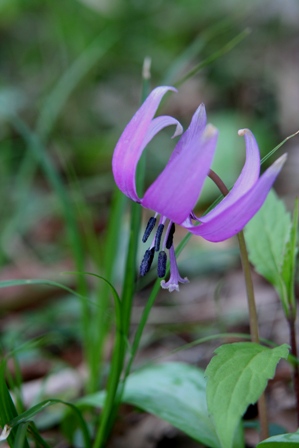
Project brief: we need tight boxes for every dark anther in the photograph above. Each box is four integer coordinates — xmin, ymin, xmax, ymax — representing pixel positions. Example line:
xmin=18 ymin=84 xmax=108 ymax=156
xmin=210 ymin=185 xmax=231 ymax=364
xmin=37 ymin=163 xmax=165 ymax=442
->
xmin=157 ymin=251 xmax=167 ymax=278
xmin=142 ymin=217 xmax=157 ymax=242
xmin=154 ymin=224 xmax=164 ymax=252
xmin=166 ymin=223 xmax=175 ymax=249
xmin=140 ymin=247 xmax=155 ymax=276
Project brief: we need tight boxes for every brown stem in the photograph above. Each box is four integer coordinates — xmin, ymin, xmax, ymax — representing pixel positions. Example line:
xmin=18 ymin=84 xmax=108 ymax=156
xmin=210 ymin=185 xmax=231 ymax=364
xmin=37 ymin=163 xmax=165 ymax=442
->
xmin=237 ymin=231 xmax=259 ymax=344
xmin=208 ymin=169 xmax=230 ymax=196
xmin=208 ymin=169 xmax=269 ymax=440
xmin=289 ymin=316 xmax=299 ymax=426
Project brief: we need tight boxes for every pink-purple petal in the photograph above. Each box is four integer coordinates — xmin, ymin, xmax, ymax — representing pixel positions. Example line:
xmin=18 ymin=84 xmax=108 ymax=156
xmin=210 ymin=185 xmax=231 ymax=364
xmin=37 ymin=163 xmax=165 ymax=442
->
xmin=142 ymin=122 xmax=218 ymax=224
xmin=142 ymin=116 xmax=183 ymax=149
xmin=112 ymin=86 xmax=176 ymax=201
xmin=168 ymin=103 xmax=207 ymax=164
xmin=200 ymin=128 xmax=261 ymax=223
xmin=185 ymin=154 xmax=287 ymax=242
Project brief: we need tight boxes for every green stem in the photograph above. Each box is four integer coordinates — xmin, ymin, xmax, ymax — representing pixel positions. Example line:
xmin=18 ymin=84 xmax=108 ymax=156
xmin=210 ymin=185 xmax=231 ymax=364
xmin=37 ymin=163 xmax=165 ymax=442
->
xmin=208 ymin=169 xmax=269 ymax=441
xmin=237 ymin=231 xmax=269 ymax=440
xmin=288 ymin=316 xmax=299 ymax=426
xmin=237 ymin=232 xmax=259 ymax=344
xmin=93 ymin=65 xmax=152 ymax=448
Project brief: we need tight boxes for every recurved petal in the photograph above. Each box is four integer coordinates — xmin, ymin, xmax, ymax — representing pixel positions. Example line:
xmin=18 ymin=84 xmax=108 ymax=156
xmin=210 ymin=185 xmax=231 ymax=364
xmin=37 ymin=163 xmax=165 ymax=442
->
xmin=167 ymin=103 xmax=207 ymax=164
xmin=112 ymin=86 xmax=177 ymax=202
xmin=142 ymin=116 xmax=183 ymax=149
xmin=200 ymin=128 xmax=261 ymax=223
xmin=142 ymin=115 xmax=218 ymax=224
xmin=185 ymin=154 xmax=287 ymax=242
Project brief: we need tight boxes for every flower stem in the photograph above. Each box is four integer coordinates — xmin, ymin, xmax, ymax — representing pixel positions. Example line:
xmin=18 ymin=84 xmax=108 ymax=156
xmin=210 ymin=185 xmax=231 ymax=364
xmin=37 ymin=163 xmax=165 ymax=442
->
xmin=288 ymin=315 xmax=299 ymax=426
xmin=208 ymin=169 xmax=269 ymax=440
xmin=237 ymin=230 xmax=269 ymax=440
xmin=236 ymin=231 xmax=259 ymax=343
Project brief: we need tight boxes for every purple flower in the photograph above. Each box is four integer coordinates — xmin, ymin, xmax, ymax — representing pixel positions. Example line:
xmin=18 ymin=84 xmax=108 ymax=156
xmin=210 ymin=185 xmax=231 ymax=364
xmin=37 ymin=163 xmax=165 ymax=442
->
xmin=112 ymin=86 xmax=286 ymax=291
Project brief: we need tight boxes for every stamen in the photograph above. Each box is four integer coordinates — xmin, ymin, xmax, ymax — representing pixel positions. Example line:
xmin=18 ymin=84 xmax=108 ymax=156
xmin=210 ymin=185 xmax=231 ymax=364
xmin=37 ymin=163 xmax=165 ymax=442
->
xmin=142 ymin=217 xmax=157 ymax=243
xmin=154 ymin=224 xmax=164 ymax=252
xmin=140 ymin=247 xmax=155 ymax=276
xmin=166 ymin=223 xmax=175 ymax=249
xmin=157 ymin=251 xmax=167 ymax=278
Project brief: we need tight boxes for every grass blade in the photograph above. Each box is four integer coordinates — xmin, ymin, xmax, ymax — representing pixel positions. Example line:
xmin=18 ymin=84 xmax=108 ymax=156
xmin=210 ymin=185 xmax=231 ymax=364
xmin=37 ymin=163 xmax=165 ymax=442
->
xmin=36 ymin=27 xmax=119 ymax=140
xmin=174 ymin=28 xmax=251 ymax=87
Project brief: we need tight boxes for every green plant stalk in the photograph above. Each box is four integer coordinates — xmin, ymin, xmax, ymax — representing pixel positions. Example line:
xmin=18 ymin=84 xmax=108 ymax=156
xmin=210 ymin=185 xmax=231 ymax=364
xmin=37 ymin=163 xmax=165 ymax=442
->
xmin=237 ymin=231 xmax=269 ymax=441
xmin=124 ymin=233 xmax=191 ymax=380
xmin=92 ymin=277 xmax=125 ymax=448
xmin=90 ymin=189 xmax=127 ymax=394
xmin=8 ymin=116 xmax=92 ymax=387
xmin=208 ymin=169 xmax=269 ymax=441
xmin=98 ymin=164 xmax=144 ymax=446
xmin=288 ymin=315 xmax=299 ymax=426
xmin=236 ymin=232 xmax=259 ymax=343
xmin=93 ymin=199 xmax=140 ymax=448
xmin=174 ymin=28 xmax=251 ymax=88
xmin=36 ymin=28 xmax=119 ymax=140
xmin=284 ymin=197 xmax=299 ymax=424
xmin=93 ymin=68 xmax=151 ymax=448
xmin=4 ymin=30 xmax=119 ymax=396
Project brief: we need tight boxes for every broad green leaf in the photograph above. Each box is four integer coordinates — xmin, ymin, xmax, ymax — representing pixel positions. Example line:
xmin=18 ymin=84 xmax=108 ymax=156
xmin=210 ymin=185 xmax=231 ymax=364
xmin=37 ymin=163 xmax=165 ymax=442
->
xmin=121 ymin=363 xmax=221 ymax=448
xmin=205 ymin=342 xmax=289 ymax=448
xmin=257 ymin=430 xmax=299 ymax=446
xmin=78 ymin=362 xmax=245 ymax=448
xmin=281 ymin=198 xmax=299 ymax=316
xmin=245 ymin=190 xmax=291 ymax=310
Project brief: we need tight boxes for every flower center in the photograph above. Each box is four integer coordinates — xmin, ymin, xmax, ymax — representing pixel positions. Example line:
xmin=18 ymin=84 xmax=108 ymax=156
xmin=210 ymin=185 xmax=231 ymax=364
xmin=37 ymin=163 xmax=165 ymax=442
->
xmin=140 ymin=216 xmax=176 ymax=278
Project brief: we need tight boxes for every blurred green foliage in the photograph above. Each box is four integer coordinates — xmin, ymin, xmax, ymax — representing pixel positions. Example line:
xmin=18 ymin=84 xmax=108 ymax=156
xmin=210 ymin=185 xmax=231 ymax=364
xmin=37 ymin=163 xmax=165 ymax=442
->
xmin=0 ymin=2 xmax=298 ymax=444
xmin=0 ymin=1 xmax=296 ymax=348
xmin=0 ymin=0 xmax=298 ymax=269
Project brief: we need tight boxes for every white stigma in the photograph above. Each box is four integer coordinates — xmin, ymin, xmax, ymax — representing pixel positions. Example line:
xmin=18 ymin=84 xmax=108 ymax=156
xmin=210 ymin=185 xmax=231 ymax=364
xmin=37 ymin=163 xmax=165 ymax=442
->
xmin=203 ymin=124 xmax=217 ymax=138
xmin=238 ymin=128 xmax=250 ymax=136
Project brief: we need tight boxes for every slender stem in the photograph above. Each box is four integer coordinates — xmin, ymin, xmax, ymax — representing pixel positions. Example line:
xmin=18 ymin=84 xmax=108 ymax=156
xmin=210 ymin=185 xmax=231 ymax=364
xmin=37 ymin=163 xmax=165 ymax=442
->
xmin=237 ymin=231 xmax=269 ymax=440
xmin=288 ymin=316 xmax=299 ymax=426
xmin=236 ymin=232 xmax=259 ymax=343
xmin=208 ymin=169 xmax=269 ymax=440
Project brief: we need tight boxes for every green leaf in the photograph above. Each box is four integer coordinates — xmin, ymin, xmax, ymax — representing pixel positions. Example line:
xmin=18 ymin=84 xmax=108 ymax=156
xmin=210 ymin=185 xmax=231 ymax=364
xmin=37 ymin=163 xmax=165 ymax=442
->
xmin=205 ymin=342 xmax=289 ymax=448
xmin=245 ymin=190 xmax=291 ymax=312
xmin=36 ymin=28 xmax=119 ymax=139
xmin=122 ymin=363 xmax=221 ymax=448
xmin=78 ymin=362 xmax=245 ymax=448
xmin=8 ymin=399 xmax=91 ymax=448
xmin=13 ymin=423 xmax=30 ymax=448
xmin=0 ymin=362 xmax=29 ymax=448
xmin=257 ymin=430 xmax=299 ymax=446
xmin=281 ymin=198 xmax=299 ymax=316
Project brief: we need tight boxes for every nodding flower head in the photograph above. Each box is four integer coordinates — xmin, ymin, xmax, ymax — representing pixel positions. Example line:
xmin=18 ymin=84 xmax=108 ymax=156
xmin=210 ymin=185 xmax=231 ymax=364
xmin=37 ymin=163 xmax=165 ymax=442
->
xmin=112 ymin=86 xmax=286 ymax=291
